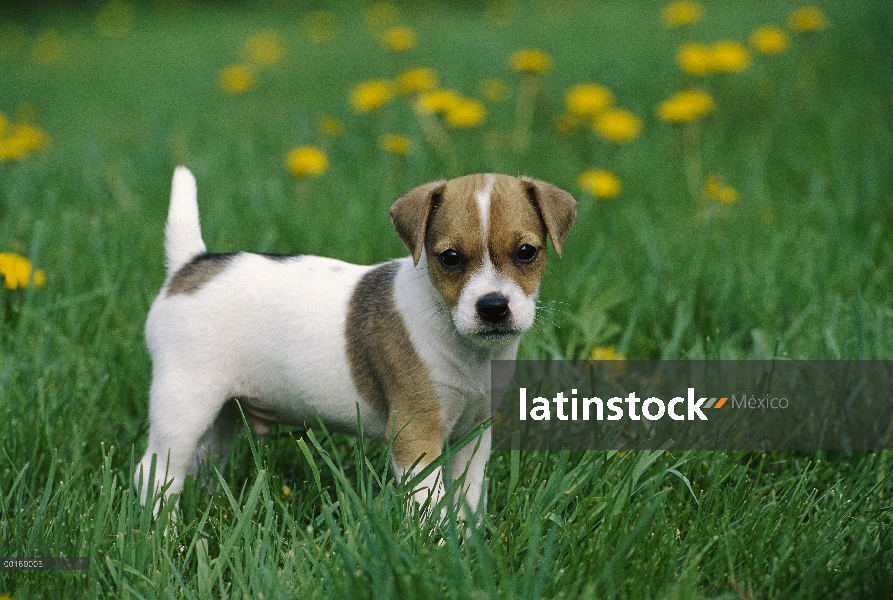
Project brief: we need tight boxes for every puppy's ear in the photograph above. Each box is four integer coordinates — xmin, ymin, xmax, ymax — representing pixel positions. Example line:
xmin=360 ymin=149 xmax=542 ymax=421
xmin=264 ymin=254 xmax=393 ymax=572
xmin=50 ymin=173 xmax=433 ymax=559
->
xmin=520 ymin=177 xmax=578 ymax=257
xmin=389 ymin=179 xmax=447 ymax=265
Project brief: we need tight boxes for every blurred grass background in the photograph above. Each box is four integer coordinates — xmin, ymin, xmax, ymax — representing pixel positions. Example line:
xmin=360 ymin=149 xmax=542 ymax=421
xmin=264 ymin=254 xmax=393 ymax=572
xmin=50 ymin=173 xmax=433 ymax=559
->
xmin=1 ymin=1 xmax=892 ymax=598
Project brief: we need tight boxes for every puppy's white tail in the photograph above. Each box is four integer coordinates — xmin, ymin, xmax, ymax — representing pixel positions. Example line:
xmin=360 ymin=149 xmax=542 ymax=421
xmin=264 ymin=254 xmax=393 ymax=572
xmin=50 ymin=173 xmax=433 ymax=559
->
xmin=164 ymin=166 xmax=207 ymax=276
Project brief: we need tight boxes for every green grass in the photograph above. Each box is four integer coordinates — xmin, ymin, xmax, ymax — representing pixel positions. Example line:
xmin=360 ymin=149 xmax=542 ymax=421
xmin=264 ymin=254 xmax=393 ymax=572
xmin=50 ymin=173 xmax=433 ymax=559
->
xmin=2 ymin=0 xmax=892 ymax=597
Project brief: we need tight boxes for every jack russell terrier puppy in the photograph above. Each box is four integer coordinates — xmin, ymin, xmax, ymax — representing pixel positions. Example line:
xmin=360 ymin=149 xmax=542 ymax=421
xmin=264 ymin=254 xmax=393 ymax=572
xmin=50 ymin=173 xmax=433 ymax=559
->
xmin=137 ymin=167 xmax=576 ymax=517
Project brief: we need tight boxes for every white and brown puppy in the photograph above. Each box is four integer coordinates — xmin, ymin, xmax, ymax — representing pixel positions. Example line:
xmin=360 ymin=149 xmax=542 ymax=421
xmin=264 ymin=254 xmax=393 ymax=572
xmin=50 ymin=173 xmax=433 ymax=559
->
xmin=137 ymin=167 xmax=576 ymax=516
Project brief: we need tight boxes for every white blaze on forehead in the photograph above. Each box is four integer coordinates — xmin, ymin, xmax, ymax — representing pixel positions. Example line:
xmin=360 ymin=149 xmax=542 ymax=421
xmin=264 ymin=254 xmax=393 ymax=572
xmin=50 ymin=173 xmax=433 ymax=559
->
xmin=475 ymin=174 xmax=495 ymax=242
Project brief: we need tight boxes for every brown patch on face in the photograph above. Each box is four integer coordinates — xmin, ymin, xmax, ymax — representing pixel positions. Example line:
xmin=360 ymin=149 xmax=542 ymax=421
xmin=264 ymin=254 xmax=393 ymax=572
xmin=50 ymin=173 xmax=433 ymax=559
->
xmin=487 ymin=176 xmax=551 ymax=296
xmin=423 ymin=174 xmax=577 ymax=303
xmin=391 ymin=173 xmax=577 ymax=313
xmin=423 ymin=174 xmax=490 ymax=309
xmin=166 ymin=253 xmax=236 ymax=296
xmin=345 ymin=262 xmax=445 ymax=469
xmin=519 ymin=177 xmax=578 ymax=257
xmin=388 ymin=179 xmax=446 ymax=265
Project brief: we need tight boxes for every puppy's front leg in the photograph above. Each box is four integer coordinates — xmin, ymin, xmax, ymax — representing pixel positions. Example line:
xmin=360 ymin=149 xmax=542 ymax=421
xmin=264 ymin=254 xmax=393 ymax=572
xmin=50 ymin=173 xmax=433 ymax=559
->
xmin=449 ymin=424 xmax=491 ymax=520
xmin=388 ymin=409 xmax=446 ymax=512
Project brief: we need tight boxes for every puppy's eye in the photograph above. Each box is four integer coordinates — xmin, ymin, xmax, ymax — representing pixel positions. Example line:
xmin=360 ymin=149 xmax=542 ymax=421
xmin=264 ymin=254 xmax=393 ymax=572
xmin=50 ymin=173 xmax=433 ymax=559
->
xmin=516 ymin=244 xmax=538 ymax=264
xmin=438 ymin=249 xmax=464 ymax=269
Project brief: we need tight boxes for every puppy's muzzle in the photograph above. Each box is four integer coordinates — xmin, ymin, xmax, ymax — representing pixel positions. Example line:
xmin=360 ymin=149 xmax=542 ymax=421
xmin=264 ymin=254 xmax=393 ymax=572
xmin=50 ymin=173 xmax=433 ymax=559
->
xmin=476 ymin=292 xmax=511 ymax=324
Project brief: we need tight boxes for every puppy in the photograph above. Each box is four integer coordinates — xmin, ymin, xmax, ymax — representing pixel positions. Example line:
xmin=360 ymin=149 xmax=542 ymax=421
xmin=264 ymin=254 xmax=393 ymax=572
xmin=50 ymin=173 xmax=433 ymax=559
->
xmin=136 ymin=167 xmax=576 ymax=517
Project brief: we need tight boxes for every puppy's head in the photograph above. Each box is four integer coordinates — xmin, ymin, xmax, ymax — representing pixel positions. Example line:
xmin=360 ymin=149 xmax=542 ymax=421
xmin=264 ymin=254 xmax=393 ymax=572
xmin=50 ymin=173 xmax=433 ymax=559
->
xmin=389 ymin=174 xmax=577 ymax=347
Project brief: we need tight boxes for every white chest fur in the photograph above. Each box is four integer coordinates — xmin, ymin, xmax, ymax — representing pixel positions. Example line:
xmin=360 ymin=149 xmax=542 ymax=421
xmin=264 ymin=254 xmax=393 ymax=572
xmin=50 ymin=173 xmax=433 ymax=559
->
xmin=392 ymin=255 xmax=518 ymax=440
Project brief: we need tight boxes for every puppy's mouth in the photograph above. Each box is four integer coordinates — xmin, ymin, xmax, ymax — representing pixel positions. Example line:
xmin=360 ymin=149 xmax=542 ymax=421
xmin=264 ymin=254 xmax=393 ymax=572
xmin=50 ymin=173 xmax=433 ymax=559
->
xmin=474 ymin=325 xmax=521 ymax=340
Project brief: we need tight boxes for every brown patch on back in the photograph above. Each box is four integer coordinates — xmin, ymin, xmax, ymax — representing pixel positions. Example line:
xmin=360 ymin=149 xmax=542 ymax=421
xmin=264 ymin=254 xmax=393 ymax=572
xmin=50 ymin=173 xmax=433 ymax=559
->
xmin=345 ymin=262 xmax=444 ymax=469
xmin=166 ymin=253 xmax=236 ymax=296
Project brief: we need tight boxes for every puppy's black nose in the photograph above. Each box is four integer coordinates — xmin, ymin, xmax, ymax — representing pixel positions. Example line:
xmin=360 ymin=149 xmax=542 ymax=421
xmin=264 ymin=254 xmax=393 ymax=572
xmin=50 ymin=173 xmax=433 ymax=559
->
xmin=476 ymin=293 xmax=510 ymax=324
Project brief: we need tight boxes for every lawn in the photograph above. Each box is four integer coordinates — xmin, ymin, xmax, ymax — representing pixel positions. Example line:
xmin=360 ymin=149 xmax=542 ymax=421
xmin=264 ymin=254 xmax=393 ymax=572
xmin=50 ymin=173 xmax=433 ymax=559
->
xmin=1 ymin=1 xmax=892 ymax=597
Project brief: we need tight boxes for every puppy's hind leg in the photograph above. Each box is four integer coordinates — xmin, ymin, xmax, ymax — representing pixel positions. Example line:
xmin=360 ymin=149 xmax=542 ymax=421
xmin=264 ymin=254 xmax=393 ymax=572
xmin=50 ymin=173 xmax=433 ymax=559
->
xmin=190 ymin=399 xmax=243 ymax=488
xmin=135 ymin=371 xmax=232 ymax=509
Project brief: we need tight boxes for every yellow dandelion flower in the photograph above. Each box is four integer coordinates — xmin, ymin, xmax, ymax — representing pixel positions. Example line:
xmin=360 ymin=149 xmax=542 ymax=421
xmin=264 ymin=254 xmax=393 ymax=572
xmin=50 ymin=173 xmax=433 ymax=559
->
xmin=0 ymin=253 xmax=29 ymax=289
xmin=593 ymin=109 xmax=641 ymax=144
xmin=677 ymin=42 xmax=713 ymax=76
xmin=286 ymin=146 xmax=328 ymax=178
xmin=662 ymin=1 xmax=704 ymax=27
xmin=316 ymin=116 xmax=344 ymax=137
xmin=350 ymin=79 xmax=395 ymax=113
xmin=380 ymin=134 xmax=413 ymax=155
xmin=303 ymin=11 xmax=337 ymax=44
xmin=480 ymin=78 xmax=510 ymax=103
xmin=30 ymin=28 xmax=66 ymax=64
xmin=95 ymin=0 xmax=134 ymax=37
xmin=750 ymin=25 xmax=789 ymax=55
xmin=0 ymin=253 xmax=45 ymax=289
xmin=243 ymin=30 xmax=287 ymax=66
xmin=0 ymin=121 xmax=50 ymax=161
xmin=364 ymin=2 xmax=400 ymax=31
xmin=704 ymin=174 xmax=723 ymax=198
xmin=218 ymin=64 xmax=256 ymax=94
xmin=416 ymin=89 xmax=463 ymax=115
xmin=578 ymin=169 xmax=621 ymax=199
xmin=789 ymin=6 xmax=828 ymax=32
xmin=590 ymin=345 xmax=628 ymax=377
xmin=718 ymin=186 xmax=738 ymax=203
xmin=590 ymin=345 xmax=625 ymax=361
xmin=33 ymin=268 xmax=47 ymax=287
xmin=508 ymin=49 xmax=553 ymax=74
xmin=397 ymin=67 xmax=438 ymax=94
xmin=381 ymin=26 xmax=416 ymax=52
xmin=445 ymin=98 xmax=487 ymax=128
xmin=657 ymin=89 xmax=715 ymax=123
xmin=711 ymin=40 xmax=751 ymax=73
xmin=554 ymin=114 xmax=583 ymax=136
xmin=565 ymin=83 xmax=613 ymax=117
xmin=704 ymin=174 xmax=738 ymax=203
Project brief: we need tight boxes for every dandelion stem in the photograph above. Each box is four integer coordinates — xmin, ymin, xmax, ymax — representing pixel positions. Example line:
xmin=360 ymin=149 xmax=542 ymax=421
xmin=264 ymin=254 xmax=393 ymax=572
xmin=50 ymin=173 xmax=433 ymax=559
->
xmin=682 ymin=122 xmax=702 ymax=201
xmin=15 ymin=221 xmax=44 ymax=341
xmin=387 ymin=154 xmax=404 ymax=199
xmin=512 ymin=74 xmax=539 ymax=153
xmin=412 ymin=105 xmax=459 ymax=175
xmin=293 ymin=180 xmax=309 ymax=206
